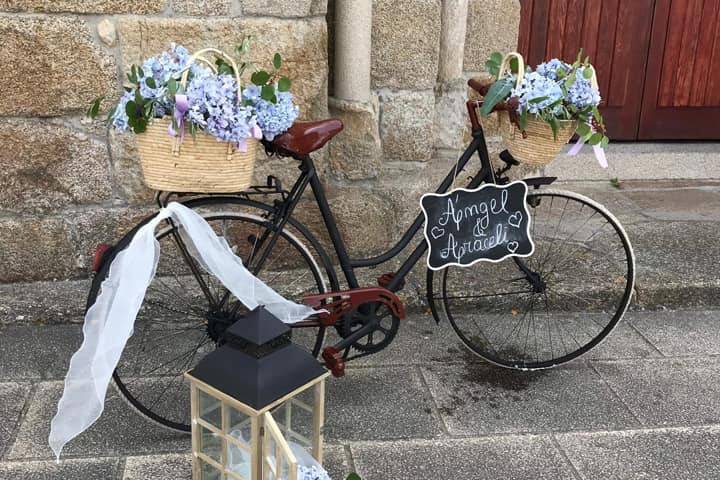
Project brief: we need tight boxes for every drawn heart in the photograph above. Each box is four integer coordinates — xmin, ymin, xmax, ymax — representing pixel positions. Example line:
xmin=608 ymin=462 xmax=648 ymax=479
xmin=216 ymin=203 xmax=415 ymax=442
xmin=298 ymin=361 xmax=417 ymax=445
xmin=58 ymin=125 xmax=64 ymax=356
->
xmin=507 ymin=241 xmax=519 ymax=254
xmin=508 ymin=211 xmax=523 ymax=228
xmin=430 ymin=226 xmax=445 ymax=240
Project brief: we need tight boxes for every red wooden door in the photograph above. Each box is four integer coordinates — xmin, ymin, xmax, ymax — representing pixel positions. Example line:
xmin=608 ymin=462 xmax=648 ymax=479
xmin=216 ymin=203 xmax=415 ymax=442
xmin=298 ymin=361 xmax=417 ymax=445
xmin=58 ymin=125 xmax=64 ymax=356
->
xmin=639 ymin=0 xmax=720 ymax=139
xmin=518 ymin=0 xmax=655 ymax=140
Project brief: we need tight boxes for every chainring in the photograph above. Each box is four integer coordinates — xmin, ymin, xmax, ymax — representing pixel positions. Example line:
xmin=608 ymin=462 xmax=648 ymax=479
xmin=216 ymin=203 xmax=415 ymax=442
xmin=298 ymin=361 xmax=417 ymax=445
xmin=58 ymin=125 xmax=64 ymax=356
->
xmin=336 ymin=303 xmax=400 ymax=353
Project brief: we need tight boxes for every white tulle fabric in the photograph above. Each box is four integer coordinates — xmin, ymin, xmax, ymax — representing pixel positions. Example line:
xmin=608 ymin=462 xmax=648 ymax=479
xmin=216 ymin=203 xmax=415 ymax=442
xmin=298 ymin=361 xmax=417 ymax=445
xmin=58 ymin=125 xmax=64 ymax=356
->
xmin=49 ymin=202 xmax=319 ymax=460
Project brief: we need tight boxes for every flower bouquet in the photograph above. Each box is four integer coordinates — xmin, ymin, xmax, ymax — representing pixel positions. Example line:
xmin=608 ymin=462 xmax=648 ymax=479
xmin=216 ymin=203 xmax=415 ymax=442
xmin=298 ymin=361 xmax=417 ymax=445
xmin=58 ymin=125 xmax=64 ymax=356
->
xmin=88 ymin=40 xmax=299 ymax=192
xmin=478 ymin=50 xmax=609 ymax=167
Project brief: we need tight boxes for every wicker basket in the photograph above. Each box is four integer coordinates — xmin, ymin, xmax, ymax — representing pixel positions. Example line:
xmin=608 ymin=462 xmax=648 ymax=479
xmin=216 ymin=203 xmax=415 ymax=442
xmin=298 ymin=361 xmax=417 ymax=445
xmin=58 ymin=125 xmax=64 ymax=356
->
xmin=136 ymin=48 xmax=257 ymax=193
xmin=491 ymin=52 xmax=591 ymax=167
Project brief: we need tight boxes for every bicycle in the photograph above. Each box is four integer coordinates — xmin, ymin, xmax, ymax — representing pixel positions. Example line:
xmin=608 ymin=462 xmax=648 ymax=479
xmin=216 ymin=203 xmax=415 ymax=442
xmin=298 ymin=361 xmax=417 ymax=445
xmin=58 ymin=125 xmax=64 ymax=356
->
xmin=87 ymin=85 xmax=635 ymax=433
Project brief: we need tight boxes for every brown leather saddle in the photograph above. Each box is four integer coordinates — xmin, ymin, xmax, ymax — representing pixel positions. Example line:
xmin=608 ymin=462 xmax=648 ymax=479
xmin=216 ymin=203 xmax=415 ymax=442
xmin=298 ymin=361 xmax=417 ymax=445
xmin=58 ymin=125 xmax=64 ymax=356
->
xmin=271 ymin=119 xmax=343 ymax=157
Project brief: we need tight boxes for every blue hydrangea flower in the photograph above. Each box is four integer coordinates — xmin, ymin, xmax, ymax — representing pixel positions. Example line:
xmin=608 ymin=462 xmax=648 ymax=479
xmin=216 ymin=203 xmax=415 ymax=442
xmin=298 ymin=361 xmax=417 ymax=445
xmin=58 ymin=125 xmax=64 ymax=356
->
xmin=250 ymin=88 xmax=299 ymax=141
xmin=567 ymin=67 xmax=601 ymax=109
xmin=535 ymin=58 xmax=571 ymax=80
xmin=511 ymin=71 xmax=564 ymax=115
xmin=110 ymin=90 xmax=134 ymax=131
xmin=186 ymin=73 xmax=258 ymax=145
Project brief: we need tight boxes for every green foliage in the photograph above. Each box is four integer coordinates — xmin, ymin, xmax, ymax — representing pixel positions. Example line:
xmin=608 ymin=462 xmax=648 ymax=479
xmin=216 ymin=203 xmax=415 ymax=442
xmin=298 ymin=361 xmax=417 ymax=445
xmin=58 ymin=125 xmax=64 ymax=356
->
xmin=610 ymin=177 xmax=621 ymax=189
xmin=250 ymin=48 xmax=289 ymax=104
xmin=346 ymin=474 xmax=362 ymax=480
xmin=485 ymin=51 xmax=503 ymax=79
xmin=479 ymin=76 xmax=514 ymax=117
xmin=86 ymin=96 xmax=103 ymax=119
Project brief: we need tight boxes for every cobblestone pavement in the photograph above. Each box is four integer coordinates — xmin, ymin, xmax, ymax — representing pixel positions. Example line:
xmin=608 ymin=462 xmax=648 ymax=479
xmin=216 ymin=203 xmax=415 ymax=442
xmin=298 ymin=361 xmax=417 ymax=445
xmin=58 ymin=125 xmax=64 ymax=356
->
xmin=2 ymin=309 xmax=720 ymax=479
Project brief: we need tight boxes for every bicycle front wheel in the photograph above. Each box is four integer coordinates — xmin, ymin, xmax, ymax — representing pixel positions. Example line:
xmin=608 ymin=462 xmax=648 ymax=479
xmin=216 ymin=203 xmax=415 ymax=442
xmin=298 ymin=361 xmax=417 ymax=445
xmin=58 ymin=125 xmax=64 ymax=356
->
xmin=88 ymin=209 xmax=328 ymax=432
xmin=430 ymin=189 xmax=635 ymax=370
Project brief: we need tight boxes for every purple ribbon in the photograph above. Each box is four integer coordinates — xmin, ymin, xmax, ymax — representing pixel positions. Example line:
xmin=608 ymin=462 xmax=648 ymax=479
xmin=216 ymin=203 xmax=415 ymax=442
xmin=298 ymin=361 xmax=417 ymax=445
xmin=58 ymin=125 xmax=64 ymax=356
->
xmin=168 ymin=94 xmax=189 ymax=140
xmin=236 ymin=125 xmax=263 ymax=153
xmin=567 ymin=124 xmax=608 ymax=169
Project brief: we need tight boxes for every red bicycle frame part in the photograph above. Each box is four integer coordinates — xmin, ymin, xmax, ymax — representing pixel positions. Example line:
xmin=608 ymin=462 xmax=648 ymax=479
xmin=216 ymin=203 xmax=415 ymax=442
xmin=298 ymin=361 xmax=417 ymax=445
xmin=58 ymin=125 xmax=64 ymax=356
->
xmin=302 ymin=286 xmax=406 ymax=327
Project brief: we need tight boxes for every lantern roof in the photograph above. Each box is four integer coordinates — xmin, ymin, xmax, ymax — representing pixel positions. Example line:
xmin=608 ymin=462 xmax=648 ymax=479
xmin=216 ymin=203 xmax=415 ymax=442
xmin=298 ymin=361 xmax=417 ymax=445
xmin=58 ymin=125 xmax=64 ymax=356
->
xmin=223 ymin=305 xmax=291 ymax=346
xmin=187 ymin=306 xmax=327 ymax=411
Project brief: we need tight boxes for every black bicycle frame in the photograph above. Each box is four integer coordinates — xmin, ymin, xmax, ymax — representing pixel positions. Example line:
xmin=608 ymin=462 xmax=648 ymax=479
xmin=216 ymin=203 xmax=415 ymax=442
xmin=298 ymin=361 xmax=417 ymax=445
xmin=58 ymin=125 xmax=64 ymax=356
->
xmin=271 ymin=125 xmax=497 ymax=294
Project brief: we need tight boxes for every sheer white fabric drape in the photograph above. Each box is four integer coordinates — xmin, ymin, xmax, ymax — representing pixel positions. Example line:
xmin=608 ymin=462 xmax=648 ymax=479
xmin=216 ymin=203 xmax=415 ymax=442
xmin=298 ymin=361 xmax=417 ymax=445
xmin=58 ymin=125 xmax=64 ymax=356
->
xmin=49 ymin=202 xmax=318 ymax=460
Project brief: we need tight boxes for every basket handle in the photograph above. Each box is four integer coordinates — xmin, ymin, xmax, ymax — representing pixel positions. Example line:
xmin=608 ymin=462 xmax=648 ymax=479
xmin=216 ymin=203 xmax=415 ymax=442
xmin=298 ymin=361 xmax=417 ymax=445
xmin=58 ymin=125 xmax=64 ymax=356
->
xmin=179 ymin=48 xmax=243 ymax=104
xmin=498 ymin=51 xmax=525 ymax=88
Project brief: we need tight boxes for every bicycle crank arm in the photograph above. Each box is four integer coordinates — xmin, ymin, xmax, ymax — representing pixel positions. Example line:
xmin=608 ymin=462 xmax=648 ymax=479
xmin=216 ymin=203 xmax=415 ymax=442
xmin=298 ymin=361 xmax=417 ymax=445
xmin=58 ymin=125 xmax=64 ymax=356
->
xmin=322 ymin=318 xmax=380 ymax=377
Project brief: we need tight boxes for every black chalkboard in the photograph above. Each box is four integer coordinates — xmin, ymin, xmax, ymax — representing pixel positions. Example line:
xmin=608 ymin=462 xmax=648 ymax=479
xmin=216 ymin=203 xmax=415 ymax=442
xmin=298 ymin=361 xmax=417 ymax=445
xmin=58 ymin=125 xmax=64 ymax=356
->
xmin=420 ymin=181 xmax=534 ymax=270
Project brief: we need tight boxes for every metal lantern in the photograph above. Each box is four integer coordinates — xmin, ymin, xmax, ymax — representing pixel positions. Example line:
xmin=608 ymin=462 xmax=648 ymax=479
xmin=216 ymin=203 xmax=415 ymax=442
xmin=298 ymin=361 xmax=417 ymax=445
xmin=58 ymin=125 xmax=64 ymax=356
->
xmin=185 ymin=306 xmax=330 ymax=480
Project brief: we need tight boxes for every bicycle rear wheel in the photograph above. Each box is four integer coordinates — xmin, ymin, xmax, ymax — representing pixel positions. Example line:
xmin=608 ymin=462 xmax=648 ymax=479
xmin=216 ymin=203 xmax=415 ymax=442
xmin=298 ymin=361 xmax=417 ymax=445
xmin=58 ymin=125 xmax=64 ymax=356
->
xmin=88 ymin=208 xmax=328 ymax=432
xmin=429 ymin=189 xmax=635 ymax=370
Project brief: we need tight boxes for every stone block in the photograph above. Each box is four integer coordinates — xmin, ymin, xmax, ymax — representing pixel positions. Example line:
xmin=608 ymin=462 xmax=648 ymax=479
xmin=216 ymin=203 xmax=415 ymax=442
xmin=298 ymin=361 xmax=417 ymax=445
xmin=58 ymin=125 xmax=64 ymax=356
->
xmin=109 ymin=130 xmax=155 ymax=205
xmin=328 ymin=97 xmax=382 ymax=180
xmin=324 ymin=367 xmax=443 ymax=441
xmin=352 ymin=436 xmax=576 ymax=480
xmin=0 ymin=119 xmax=112 ymax=213
xmin=69 ymin=207 xmax=155 ymax=275
xmin=0 ymin=382 xmax=32 ymax=458
xmin=464 ymin=0 xmax=521 ymax=73
xmin=0 ymin=0 xmax=165 ymax=13
xmin=0 ymin=459 xmax=120 ymax=480
xmin=556 ymin=426 xmax=720 ymax=480
xmin=242 ymin=0 xmax=327 ymax=17
xmin=593 ymin=358 xmax=720 ymax=427
xmin=434 ymin=79 xmax=470 ymax=150
xmin=380 ymin=91 xmax=435 ymax=162
xmin=421 ymin=362 xmax=638 ymax=435
xmin=171 ymin=0 xmax=232 ymax=15
xmin=371 ymin=0 xmax=441 ymax=89
xmin=116 ymin=16 xmax=328 ymax=119
xmin=0 ymin=216 xmax=76 ymax=283
xmin=0 ymin=16 xmax=117 ymax=116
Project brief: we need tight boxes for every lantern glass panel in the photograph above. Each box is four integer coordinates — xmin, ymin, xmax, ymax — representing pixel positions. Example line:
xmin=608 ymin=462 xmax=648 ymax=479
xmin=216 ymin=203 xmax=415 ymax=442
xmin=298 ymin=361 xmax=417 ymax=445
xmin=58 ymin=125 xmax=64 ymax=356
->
xmin=199 ymin=425 xmax=224 ymax=465
xmin=199 ymin=458 xmax=223 ymax=480
xmin=198 ymin=388 xmax=222 ymax=429
xmin=273 ymin=387 xmax=315 ymax=451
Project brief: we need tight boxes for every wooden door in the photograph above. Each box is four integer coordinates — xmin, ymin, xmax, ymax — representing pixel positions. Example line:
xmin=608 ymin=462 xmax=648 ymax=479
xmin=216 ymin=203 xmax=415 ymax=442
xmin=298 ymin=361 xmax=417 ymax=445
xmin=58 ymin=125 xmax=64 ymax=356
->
xmin=518 ymin=0 xmax=656 ymax=140
xmin=639 ymin=0 xmax=720 ymax=139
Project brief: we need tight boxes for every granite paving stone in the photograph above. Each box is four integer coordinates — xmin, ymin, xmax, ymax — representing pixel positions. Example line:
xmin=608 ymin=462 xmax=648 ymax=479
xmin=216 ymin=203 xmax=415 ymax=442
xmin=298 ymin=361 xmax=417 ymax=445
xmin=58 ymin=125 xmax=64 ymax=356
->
xmin=0 ymin=382 xmax=32 ymax=460
xmin=421 ymin=362 xmax=638 ymax=435
xmin=0 ymin=458 xmax=120 ymax=480
xmin=122 ymin=453 xmax=191 ymax=479
xmin=556 ymin=425 xmax=720 ymax=480
xmin=324 ymin=367 xmax=444 ymax=442
xmin=7 ymin=381 xmax=188 ymax=460
xmin=351 ymin=436 xmax=576 ymax=480
xmin=0 ymin=325 xmax=82 ymax=380
xmin=592 ymin=357 xmax=720 ymax=427
xmin=628 ymin=310 xmax=720 ymax=356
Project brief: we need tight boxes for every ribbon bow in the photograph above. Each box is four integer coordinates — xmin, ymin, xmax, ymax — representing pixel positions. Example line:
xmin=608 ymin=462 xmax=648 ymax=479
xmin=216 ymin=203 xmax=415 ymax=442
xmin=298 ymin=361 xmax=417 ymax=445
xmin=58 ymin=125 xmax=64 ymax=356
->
xmin=168 ymin=94 xmax=190 ymax=139
xmin=567 ymin=123 xmax=608 ymax=169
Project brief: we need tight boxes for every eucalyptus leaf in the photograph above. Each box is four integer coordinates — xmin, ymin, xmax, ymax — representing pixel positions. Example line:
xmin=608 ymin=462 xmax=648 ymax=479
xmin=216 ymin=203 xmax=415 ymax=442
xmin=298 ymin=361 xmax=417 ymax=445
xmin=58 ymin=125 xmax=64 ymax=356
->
xmin=125 ymin=100 xmax=137 ymax=119
xmin=600 ymin=136 xmax=610 ymax=148
xmin=273 ymin=53 xmax=282 ymax=70
xmin=549 ymin=118 xmax=559 ymax=140
xmin=583 ymin=68 xmax=594 ymax=79
xmin=167 ymin=78 xmax=178 ymax=95
xmin=589 ymin=132 xmax=603 ymax=145
xmin=261 ymin=84 xmax=277 ymax=103
xmin=86 ymin=96 xmax=103 ymax=119
xmin=145 ymin=77 xmax=156 ymax=89
xmin=479 ymin=77 xmax=514 ymax=117
xmin=251 ymin=70 xmax=271 ymax=85
xmin=346 ymin=475 xmax=362 ymax=480
xmin=278 ymin=76 xmax=291 ymax=92
xmin=576 ymin=122 xmax=591 ymax=137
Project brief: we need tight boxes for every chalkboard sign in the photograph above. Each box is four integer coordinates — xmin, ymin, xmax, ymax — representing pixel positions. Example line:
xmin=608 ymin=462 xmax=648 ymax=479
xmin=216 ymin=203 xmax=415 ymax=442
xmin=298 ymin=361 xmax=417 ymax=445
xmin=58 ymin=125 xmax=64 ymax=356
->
xmin=420 ymin=181 xmax=534 ymax=270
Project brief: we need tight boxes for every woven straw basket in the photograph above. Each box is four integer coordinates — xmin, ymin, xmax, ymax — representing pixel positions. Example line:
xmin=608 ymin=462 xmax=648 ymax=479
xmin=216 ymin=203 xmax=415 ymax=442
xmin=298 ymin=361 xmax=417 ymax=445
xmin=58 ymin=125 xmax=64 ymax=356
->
xmin=493 ymin=52 xmax=597 ymax=167
xmin=136 ymin=48 xmax=258 ymax=193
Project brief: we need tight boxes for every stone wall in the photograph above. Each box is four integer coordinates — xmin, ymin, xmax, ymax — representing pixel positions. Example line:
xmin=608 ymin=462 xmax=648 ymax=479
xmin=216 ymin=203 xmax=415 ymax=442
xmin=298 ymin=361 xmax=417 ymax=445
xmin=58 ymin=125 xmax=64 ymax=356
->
xmin=0 ymin=0 xmax=519 ymax=285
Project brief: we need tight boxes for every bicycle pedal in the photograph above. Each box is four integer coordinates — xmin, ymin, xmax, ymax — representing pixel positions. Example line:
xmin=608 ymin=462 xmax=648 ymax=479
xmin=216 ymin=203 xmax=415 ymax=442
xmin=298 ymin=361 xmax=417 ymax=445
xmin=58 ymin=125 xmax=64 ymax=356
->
xmin=322 ymin=347 xmax=346 ymax=377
